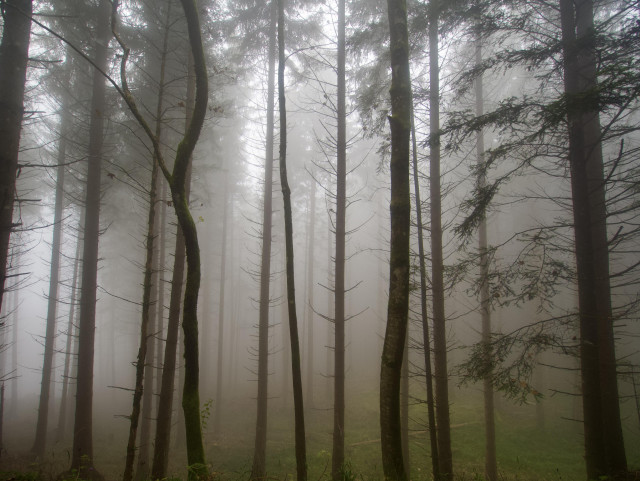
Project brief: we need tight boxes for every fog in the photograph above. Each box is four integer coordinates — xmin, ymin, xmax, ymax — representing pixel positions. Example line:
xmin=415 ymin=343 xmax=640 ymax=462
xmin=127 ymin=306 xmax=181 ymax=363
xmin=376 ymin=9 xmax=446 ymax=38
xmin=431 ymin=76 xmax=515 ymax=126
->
xmin=1 ymin=0 xmax=639 ymax=480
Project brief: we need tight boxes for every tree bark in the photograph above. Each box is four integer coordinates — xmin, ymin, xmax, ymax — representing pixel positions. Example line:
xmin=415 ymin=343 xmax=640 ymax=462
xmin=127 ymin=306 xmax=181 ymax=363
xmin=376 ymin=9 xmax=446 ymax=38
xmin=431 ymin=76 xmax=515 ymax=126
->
xmin=380 ymin=0 xmax=411 ymax=479
xmin=123 ymin=8 xmax=170 ymax=473
xmin=251 ymin=2 xmax=277 ymax=478
xmin=305 ymin=177 xmax=316 ymax=408
xmin=277 ymin=1 xmax=308 ymax=478
xmin=428 ymin=1 xmax=453 ymax=478
xmin=0 ymin=0 xmax=32 ymax=313
xmin=214 ymin=167 xmax=230 ymax=436
xmin=559 ymin=0 xmax=627 ymax=477
xmin=332 ymin=0 xmax=347 ymax=478
xmin=70 ymin=0 xmax=111 ymax=474
xmin=31 ymin=54 xmax=71 ymax=459
xmin=474 ymin=37 xmax=498 ymax=481
xmin=411 ymin=100 xmax=440 ymax=481
xmin=56 ymin=222 xmax=82 ymax=443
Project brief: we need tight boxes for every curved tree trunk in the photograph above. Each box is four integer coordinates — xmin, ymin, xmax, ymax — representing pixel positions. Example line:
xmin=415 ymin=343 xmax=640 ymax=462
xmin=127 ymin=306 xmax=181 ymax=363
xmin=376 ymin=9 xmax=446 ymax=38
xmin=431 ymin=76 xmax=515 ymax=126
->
xmin=380 ymin=0 xmax=411 ymax=479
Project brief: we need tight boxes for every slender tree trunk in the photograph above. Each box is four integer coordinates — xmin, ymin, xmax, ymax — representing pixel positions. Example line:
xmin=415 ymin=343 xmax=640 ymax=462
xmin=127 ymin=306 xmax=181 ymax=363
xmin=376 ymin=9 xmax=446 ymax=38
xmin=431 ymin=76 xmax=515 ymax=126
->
xmin=0 ymin=0 xmax=32 ymax=313
xmin=123 ymin=17 xmax=169 ymax=473
xmin=214 ymin=169 xmax=229 ymax=436
xmin=428 ymin=2 xmax=453 ymax=478
xmin=559 ymin=0 xmax=627 ymax=477
xmin=57 ymin=226 xmax=82 ymax=443
xmin=474 ymin=38 xmax=498 ymax=481
xmin=32 ymin=58 xmax=71 ymax=458
xmin=380 ymin=0 xmax=411 ymax=479
xmin=251 ymin=2 xmax=277 ymax=478
xmin=410 ymin=101 xmax=440 ymax=480
xmin=277 ymin=1 xmax=307 ymax=477
xmin=305 ymin=178 xmax=316 ymax=408
xmin=332 ymin=0 xmax=347 ymax=478
xmin=401 ymin=329 xmax=409 ymax=477
xmin=70 ymin=1 xmax=110 ymax=474
xmin=170 ymin=42 xmax=207 ymax=479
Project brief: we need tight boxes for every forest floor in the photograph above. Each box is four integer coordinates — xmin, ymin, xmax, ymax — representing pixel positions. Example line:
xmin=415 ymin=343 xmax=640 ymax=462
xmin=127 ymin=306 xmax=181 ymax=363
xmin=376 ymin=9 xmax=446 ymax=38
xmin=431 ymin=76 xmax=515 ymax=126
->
xmin=1 ymin=386 xmax=639 ymax=481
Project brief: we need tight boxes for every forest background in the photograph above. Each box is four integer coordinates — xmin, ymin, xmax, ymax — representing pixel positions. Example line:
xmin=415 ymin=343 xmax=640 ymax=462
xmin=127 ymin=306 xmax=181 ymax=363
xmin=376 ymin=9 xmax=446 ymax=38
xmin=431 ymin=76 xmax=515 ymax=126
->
xmin=0 ymin=0 xmax=639 ymax=480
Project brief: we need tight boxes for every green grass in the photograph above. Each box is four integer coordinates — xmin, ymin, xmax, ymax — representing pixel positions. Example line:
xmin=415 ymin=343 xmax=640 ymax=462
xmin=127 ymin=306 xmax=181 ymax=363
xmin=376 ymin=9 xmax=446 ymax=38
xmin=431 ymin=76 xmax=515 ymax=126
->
xmin=3 ymin=387 xmax=638 ymax=481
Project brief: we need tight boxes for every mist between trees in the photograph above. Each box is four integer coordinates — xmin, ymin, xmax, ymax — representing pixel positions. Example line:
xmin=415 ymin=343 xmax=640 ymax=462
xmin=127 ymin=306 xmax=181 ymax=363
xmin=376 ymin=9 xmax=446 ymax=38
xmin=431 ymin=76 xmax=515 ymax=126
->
xmin=0 ymin=0 xmax=639 ymax=480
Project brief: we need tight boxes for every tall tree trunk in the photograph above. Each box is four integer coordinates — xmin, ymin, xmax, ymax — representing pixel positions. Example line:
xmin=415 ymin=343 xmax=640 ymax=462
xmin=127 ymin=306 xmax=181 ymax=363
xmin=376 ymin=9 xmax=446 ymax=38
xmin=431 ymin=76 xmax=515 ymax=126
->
xmin=151 ymin=188 xmax=187 ymax=480
xmin=411 ymin=101 xmax=439 ymax=481
xmin=171 ymin=43 xmax=206 ymax=479
xmin=380 ymin=0 xmax=411 ymax=479
xmin=428 ymin=2 xmax=453 ymax=478
xmin=56 ymin=225 xmax=82 ymax=443
xmin=214 ymin=168 xmax=229 ymax=436
xmin=32 ymin=55 xmax=71 ymax=458
xmin=401 ymin=329 xmax=409 ymax=477
xmin=0 ymin=0 xmax=32 ymax=313
xmin=305 ymin=177 xmax=316 ymax=408
xmin=70 ymin=0 xmax=110 ymax=474
xmin=332 ymin=0 xmax=347 ymax=478
xmin=123 ymin=11 xmax=169 ymax=472
xmin=474 ymin=37 xmax=497 ymax=481
xmin=276 ymin=1 xmax=307 ymax=478
xmin=251 ymin=2 xmax=277 ymax=478
xmin=559 ymin=0 xmax=627 ymax=477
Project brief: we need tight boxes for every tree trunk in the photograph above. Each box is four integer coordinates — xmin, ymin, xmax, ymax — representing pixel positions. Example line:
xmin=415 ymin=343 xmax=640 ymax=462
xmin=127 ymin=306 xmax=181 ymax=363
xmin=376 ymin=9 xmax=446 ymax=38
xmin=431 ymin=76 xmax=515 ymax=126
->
xmin=251 ymin=2 xmax=277 ymax=478
xmin=277 ymin=1 xmax=308 ymax=478
xmin=56 ymin=224 xmax=82 ymax=443
xmin=559 ymin=0 xmax=627 ymax=477
xmin=70 ymin=0 xmax=110 ymax=474
xmin=401 ymin=329 xmax=409 ymax=477
xmin=0 ymin=0 xmax=32 ymax=313
xmin=474 ymin=37 xmax=498 ymax=481
xmin=305 ymin=177 xmax=316 ymax=408
xmin=332 ymin=0 xmax=347 ymax=478
xmin=380 ymin=0 xmax=411 ymax=479
xmin=214 ymin=168 xmax=229 ymax=436
xmin=428 ymin=2 xmax=453 ymax=478
xmin=31 ymin=55 xmax=71 ymax=458
xmin=411 ymin=100 xmax=440 ymax=481
xmin=123 ymin=12 xmax=169 ymax=472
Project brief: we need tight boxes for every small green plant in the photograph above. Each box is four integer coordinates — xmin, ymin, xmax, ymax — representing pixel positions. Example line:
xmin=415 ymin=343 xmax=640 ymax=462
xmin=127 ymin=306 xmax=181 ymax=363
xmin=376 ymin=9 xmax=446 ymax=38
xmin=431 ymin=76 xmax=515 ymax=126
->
xmin=201 ymin=399 xmax=214 ymax=431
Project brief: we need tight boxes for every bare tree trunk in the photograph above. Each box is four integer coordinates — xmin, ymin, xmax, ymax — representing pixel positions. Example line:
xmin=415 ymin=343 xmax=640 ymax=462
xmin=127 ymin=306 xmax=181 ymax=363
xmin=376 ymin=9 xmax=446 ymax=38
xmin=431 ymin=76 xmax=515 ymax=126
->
xmin=56 ymin=226 xmax=82 ymax=443
xmin=277 ymin=1 xmax=307 ymax=477
xmin=214 ymin=168 xmax=229 ymax=436
xmin=401 ymin=329 xmax=409 ymax=477
xmin=0 ymin=0 xmax=32 ymax=313
xmin=123 ymin=12 xmax=169 ymax=473
xmin=70 ymin=1 xmax=110 ymax=474
xmin=474 ymin=38 xmax=498 ymax=481
xmin=305 ymin=177 xmax=316 ymax=408
xmin=251 ymin=2 xmax=277 ymax=478
xmin=411 ymin=101 xmax=440 ymax=480
xmin=32 ymin=55 xmax=71 ymax=459
xmin=559 ymin=0 xmax=627 ymax=476
xmin=380 ymin=0 xmax=411 ymax=479
xmin=332 ymin=0 xmax=347 ymax=478
xmin=428 ymin=2 xmax=453 ymax=478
